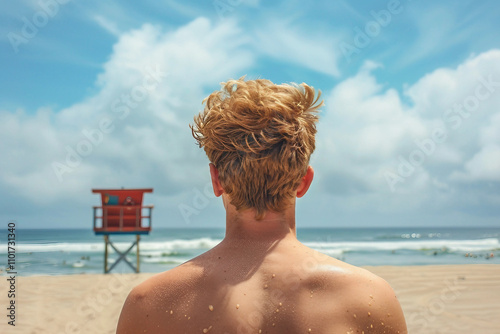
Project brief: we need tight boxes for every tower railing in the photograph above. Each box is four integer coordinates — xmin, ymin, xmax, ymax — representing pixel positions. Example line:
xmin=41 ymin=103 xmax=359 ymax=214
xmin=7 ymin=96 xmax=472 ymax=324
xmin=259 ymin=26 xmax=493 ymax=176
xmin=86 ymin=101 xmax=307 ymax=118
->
xmin=93 ymin=205 xmax=154 ymax=234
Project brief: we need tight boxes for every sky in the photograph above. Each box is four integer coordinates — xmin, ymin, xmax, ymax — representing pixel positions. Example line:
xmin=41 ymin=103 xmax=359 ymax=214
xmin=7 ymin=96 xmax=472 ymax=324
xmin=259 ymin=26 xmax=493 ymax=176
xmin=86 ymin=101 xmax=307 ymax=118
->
xmin=1 ymin=0 xmax=499 ymax=229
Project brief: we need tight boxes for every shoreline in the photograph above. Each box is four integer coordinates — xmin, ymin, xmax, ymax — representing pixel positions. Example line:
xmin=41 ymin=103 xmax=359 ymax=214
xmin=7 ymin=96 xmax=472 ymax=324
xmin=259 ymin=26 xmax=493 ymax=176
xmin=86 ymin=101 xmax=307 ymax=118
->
xmin=1 ymin=264 xmax=499 ymax=333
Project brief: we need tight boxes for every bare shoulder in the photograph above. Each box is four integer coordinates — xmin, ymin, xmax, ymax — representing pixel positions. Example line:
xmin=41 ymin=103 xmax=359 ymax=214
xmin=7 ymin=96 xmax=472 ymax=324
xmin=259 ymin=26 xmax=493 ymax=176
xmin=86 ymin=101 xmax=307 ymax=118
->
xmin=292 ymin=247 xmax=407 ymax=333
xmin=343 ymin=265 xmax=407 ymax=333
xmin=311 ymin=257 xmax=407 ymax=333
xmin=116 ymin=261 xmax=203 ymax=334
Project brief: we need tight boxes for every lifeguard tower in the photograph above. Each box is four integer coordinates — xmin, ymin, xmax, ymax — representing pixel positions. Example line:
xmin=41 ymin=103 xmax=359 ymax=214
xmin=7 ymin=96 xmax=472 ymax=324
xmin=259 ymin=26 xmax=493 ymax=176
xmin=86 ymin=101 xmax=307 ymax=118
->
xmin=92 ymin=188 xmax=153 ymax=273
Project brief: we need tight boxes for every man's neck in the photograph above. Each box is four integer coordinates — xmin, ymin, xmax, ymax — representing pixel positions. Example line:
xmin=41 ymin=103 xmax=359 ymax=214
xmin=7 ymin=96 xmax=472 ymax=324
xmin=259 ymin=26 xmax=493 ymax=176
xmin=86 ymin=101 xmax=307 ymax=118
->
xmin=222 ymin=205 xmax=297 ymax=244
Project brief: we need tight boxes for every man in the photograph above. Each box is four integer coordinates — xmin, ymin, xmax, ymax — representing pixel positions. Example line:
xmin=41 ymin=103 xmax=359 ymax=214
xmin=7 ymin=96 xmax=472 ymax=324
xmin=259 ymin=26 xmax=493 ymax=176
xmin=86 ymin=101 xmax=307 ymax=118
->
xmin=116 ymin=78 xmax=407 ymax=334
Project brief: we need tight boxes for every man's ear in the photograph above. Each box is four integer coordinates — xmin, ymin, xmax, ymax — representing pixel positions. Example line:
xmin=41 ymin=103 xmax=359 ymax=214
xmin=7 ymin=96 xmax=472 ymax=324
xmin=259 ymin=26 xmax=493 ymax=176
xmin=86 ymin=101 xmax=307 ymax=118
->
xmin=209 ymin=163 xmax=224 ymax=197
xmin=296 ymin=165 xmax=314 ymax=198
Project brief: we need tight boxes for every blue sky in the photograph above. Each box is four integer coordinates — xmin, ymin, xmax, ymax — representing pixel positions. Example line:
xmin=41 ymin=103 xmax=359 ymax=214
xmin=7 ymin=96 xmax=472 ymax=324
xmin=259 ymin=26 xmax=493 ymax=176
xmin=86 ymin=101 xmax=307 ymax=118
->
xmin=1 ymin=0 xmax=499 ymax=229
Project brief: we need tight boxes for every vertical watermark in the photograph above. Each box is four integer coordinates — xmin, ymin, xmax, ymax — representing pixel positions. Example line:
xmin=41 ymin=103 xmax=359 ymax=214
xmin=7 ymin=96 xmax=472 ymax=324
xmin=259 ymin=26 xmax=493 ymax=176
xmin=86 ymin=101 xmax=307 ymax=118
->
xmin=6 ymin=220 xmax=17 ymax=327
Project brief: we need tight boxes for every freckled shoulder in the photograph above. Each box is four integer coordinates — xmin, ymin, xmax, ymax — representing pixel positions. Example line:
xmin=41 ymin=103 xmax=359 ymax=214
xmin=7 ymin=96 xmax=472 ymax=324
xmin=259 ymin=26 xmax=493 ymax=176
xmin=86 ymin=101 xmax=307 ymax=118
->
xmin=116 ymin=262 xmax=204 ymax=334
xmin=293 ymin=249 xmax=407 ymax=334
xmin=338 ymin=267 xmax=408 ymax=334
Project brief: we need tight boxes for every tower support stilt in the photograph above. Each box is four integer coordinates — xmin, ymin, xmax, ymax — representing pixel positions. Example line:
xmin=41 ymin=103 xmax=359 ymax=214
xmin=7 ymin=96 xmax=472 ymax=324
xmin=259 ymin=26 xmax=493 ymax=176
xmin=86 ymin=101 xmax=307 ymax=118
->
xmin=103 ymin=235 xmax=141 ymax=274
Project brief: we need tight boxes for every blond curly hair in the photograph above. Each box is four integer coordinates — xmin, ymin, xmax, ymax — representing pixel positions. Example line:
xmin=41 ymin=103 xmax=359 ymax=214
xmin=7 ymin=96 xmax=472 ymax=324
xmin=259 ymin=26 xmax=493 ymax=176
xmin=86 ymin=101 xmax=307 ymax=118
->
xmin=191 ymin=77 xmax=323 ymax=219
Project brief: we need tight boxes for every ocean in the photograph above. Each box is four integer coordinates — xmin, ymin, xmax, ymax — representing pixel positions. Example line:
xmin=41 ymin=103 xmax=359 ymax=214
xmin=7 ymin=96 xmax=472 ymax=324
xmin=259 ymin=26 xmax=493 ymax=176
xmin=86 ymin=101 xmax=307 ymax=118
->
xmin=1 ymin=227 xmax=499 ymax=276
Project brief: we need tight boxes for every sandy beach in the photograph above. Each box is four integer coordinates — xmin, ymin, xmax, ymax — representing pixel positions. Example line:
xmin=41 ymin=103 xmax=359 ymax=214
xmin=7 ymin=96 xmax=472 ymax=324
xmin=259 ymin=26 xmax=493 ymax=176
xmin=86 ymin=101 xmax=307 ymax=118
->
xmin=1 ymin=264 xmax=498 ymax=334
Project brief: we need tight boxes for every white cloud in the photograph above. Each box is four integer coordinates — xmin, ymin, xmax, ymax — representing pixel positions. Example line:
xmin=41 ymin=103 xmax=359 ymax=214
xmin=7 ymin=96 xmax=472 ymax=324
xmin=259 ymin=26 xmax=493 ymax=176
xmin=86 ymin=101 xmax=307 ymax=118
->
xmin=1 ymin=13 xmax=354 ymax=227
xmin=314 ymin=49 xmax=500 ymax=216
xmin=316 ymin=60 xmax=427 ymax=194
xmin=93 ymin=15 xmax=121 ymax=37
xmin=2 ymin=6 xmax=500 ymax=227
xmin=252 ymin=18 xmax=342 ymax=77
xmin=407 ymin=50 xmax=500 ymax=183
xmin=462 ymin=145 xmax=500 ymax=181
xmin=395 ymin=5 xmax=477 ymax=68
xmin=0 ymin=17 xmax=254 ymax=208
xmin=451 ymin=112 xmax=500 ymax=182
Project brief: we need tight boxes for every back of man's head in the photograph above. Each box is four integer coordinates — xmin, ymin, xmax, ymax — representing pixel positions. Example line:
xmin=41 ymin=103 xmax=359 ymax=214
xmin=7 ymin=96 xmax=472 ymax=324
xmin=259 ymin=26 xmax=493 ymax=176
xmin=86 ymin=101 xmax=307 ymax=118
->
xmin=191 ymin=77 xmax=323 ymax=219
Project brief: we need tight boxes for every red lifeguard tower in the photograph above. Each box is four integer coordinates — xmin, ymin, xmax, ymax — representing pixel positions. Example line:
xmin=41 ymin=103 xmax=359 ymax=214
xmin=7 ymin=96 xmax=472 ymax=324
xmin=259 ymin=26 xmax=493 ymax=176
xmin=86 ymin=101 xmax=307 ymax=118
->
xmin=92 ymin=188 xmax=153 ymax=273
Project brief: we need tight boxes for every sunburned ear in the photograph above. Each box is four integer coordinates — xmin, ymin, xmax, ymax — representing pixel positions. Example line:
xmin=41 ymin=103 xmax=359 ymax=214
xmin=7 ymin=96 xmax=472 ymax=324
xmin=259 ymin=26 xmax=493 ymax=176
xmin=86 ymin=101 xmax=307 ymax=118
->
xmin=296 ymin=165 xmax=314 ymax=198
xmin=209 ymin=163 xmax=225 ymax=197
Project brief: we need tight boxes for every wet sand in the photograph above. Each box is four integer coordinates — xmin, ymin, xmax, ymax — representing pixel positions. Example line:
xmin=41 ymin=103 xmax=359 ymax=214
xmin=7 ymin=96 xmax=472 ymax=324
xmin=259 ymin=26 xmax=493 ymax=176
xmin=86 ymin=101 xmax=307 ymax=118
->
xmin=1 ymin=264 xmax=498 ymax=333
